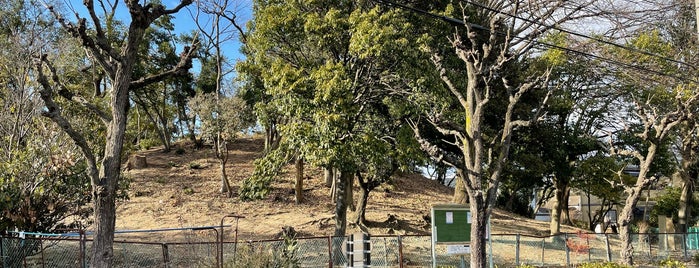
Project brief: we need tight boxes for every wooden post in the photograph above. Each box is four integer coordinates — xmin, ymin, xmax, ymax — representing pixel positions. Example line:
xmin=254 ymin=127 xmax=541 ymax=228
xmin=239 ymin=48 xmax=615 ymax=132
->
xmin=515 ymin=234 xmax=520 ymax=267
xmin=295 ymin=158 xmax=304 ymax=204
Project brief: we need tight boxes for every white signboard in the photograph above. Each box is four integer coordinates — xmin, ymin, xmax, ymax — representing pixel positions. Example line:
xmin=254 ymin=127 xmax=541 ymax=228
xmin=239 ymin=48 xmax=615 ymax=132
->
xmin=446 ymin=212 xmax=453 ymax=224
xmin=446 ymin=244 xmax=470 ymax=255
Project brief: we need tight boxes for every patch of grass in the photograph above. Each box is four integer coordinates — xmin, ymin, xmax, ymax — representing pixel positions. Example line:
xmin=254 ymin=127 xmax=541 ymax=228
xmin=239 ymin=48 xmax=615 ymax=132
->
xmin=189 ymin=162 xmax=202 ymax=169
xmin=183 ymin=187 xmax=194 ymax=195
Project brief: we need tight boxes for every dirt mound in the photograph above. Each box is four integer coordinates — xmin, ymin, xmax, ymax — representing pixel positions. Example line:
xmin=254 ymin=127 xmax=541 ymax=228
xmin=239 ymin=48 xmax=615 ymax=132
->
xmin=115 ymin=137 xmax=456 ymax=242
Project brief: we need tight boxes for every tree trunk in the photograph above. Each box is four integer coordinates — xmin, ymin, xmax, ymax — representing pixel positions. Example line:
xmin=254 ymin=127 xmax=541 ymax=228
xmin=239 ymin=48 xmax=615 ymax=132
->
xmin=504 ymin=189 xmax=516 ymax=212
xmin=355 ymin=182 xmax=370 ymax=225
xmin=347 ymin=172 xmax=355 ymax=212
xmin=186 ymin=114 xmax=199 ymax=147
xmin=219 ymin=157 xmax=231 ymax=197
xmin=678 ymin=174 xmax=693 ymax=233
xmin=562 ymin=187 xmax=572 ymax=225
xmin=678 ymin=148 xmax=697 ymax=233
xmin=453 ymin=176 xmax=468 ymax=204
xmin=324 ymin=167 xmax=333 ymax=188
xmin=550 ymin=180 xmax=567 ymax=235
xmin=92 ymin=66 xmax=132 ymax=267
xmin=264 ymin=123 xmax=279 ymax=154
xmin=334 ymin=170 xmax=352 ymax=236
xmin=92 ymin=183 xmax=117 ymax=267
xmin=619 ymin=187 xmax=644 ymax=266
xmin=295 ymin=157 xmax=304 ymax=204
xmin=216 ymin=138 xmax=231 ymax=196
xmin=469 ymin=194 xmax=488 ymax=268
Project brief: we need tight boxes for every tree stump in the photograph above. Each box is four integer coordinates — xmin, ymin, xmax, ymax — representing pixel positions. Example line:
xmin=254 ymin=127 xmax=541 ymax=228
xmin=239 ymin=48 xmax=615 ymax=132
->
xmin=127 ymin=155 xmax=148 ymax=170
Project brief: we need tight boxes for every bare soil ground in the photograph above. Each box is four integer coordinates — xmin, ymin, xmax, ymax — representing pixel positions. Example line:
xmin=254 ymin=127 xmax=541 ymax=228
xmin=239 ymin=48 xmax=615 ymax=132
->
xmin=115 ymin=137 xmax=581 ymax=242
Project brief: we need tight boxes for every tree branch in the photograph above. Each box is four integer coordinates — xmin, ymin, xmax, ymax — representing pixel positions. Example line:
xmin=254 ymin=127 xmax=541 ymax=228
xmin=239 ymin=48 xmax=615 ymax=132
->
xmin=41 ymin=57 xmax=111 ymax=123
xmin=34 ymin=54 xmax=99 ymax=178
xmin=46 ymin=5 xmax=117 ymax=77
xmin=129 ymin=43 xmax=197 ymax=90
xmin=407 ymin=118 xmax=462 ymax=168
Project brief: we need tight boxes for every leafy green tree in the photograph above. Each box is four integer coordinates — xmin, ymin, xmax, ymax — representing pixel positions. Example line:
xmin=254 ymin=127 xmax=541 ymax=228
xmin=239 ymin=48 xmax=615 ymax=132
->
xmin=130 ymin=12 xmax=192 ymax=152
xmin=659 ymin=0 xmax=699 ymax=234
xmin=34 ymin=1 xmax=196 ymax=266
xmin=239 ymin=0 xmax=423 ymax=237
xmin=650 ymin=186 xmax=699 ymax=227
xmin=0 ymin=0 xmax=92 ymax=233
xmin=519 ymin=38 xmax=616 ymax=235
xmin=573 ymin=154 xmax=626 ymax=231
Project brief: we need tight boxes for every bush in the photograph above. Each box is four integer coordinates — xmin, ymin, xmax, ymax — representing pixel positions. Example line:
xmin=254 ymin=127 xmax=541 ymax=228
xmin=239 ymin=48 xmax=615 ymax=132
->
xmin=577 ymin=262 xmax=631 ymax=268
xmin=659 ymin=257 xmax=686 ymax=268
xmin=239 ymin=146 xmax=289 ymax=201
xmin=138 ymin=138 xmax=160 ymax=150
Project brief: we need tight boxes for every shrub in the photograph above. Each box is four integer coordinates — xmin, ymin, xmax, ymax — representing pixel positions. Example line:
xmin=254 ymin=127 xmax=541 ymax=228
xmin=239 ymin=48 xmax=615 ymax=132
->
xmin=577 ymin=262 xmax=631 ymax=268
xmin=138 ymin=138 xmax=160 ymax=150
xmin=659 ymin=257 xmax=686 ymax=268
xmin=239 ymin=146 xmax=289 ymax=201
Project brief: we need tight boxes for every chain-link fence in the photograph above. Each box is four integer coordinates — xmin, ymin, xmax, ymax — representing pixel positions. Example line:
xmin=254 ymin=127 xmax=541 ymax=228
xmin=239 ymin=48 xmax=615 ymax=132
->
xmin=3 ymin=232 xmax=699 ymax=267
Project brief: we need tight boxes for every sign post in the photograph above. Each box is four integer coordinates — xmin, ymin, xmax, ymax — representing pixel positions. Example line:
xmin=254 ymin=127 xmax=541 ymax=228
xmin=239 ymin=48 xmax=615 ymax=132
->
xmin=431 ymin=204 xmax=489 ymax=268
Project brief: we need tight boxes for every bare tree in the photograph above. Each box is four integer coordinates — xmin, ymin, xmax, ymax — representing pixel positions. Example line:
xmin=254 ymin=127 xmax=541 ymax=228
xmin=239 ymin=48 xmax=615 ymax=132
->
xmin=192 ymin=0 xmax=248 ymax=196
xmin=406 ymin=1 xmax=606 ymax=266
xmin=34 ymin=0 xmax=195 ymax=266
xmin=607 ymin=92 xmax=697 ymax=265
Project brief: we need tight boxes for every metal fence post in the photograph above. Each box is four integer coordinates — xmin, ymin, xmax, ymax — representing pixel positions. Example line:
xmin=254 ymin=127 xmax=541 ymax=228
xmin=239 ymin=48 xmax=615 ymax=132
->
xmin=541 ymin=237 xmax=545 ymax=266
xmin=0 ymin=236 xmax=4 ymax=268
xmin=79 ymin=230 xmax=86 ymax=268
xmin=515 ymin=234 xmax=520 ymax=267
xmin=162 ymin=243 xmax=169 ymax=268
xmin=683 ymin=233 xmax=688 ymax=260
xmin=605 ymin=234 xmax=611 ymax=262
xmin=346 ymin=234 xmax=354 ymax=268
xmin=586 ymin=235 xmax=591 ymax=262
xmin=40 ymin=239 xmax=45 ymax=268
xmin=564 ymin=234 xmax=570 ymax=267
xmin=327 ymin=236 xmax=333 ymax=268
xmin=397 ymin=236 xmax=403 ymax=268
